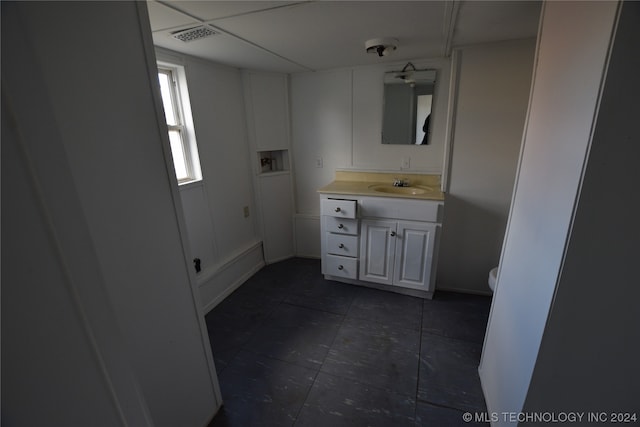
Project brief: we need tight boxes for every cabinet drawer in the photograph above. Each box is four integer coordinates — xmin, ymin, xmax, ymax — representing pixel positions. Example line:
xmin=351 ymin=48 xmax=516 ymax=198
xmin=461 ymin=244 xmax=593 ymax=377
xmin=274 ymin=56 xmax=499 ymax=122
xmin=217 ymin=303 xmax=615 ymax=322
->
xmin=325 ymin=255 xmax=358 ymax=279
xmin=323 ymin=217 xmax=359 ymax=235
xmin=321 ymin=199 xmax=357 ymax=218
xmin=327 ymin=234 xmax=359 ymax=257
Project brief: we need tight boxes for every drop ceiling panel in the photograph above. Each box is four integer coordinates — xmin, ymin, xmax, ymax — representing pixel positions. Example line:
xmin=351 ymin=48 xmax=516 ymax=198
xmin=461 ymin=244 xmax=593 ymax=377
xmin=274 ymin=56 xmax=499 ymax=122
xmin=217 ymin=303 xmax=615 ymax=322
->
xmin=162 ymin=1 xmax=302 ymax=21
xmin=147 ymin=1 xmax=199 ymax=31
xmin=152 ymin=30 xmax=308 ymax=73
xmin=453 ymin=1 xmax=541 ymax=47
xmin=212 ymin=1 xmax=447 ymax=70
xmin=147 ymin=0 xmax=542 ymax=73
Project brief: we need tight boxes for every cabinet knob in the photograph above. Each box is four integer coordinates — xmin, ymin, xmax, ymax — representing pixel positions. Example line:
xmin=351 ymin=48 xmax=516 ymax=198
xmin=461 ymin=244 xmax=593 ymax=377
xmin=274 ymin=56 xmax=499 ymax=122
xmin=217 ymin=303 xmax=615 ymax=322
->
xmin=338 ymin=243 xmax=345 ymax=249
xmin=335 ymin=207 xmax=341 ymax=213
xmin=338 ymin=265 xmax=344 ymax=270
xmin=390 ymin=231 xmax=396 ymax=237
xmin=338 ymin=224 xmax=344 ymax=229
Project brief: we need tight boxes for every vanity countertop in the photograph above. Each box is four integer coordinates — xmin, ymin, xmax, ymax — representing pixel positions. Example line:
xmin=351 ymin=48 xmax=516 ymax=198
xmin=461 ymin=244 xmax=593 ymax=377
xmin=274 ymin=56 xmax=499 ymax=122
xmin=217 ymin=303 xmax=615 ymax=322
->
xmin=318 ymin=171 xmax=445 ymax=201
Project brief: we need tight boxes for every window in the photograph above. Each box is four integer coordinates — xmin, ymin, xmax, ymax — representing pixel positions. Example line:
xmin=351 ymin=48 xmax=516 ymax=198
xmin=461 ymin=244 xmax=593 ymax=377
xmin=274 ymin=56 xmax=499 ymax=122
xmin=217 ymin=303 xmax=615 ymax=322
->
xmin=157 ymin=64 xmax=201 ymax=184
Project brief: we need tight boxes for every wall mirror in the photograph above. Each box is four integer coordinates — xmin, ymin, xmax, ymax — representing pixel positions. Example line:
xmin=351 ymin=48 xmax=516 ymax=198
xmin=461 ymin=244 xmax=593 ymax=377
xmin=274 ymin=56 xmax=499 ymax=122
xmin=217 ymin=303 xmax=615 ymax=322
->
xmin=382 ymin=65 xmax=436 ymax=145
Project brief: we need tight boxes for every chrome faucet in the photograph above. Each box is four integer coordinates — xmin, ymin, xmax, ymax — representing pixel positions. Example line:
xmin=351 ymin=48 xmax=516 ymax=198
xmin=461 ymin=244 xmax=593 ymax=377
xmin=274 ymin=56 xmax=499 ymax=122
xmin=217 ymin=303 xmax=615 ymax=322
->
xmin=393 ymin=178 xmax=410 ymax=187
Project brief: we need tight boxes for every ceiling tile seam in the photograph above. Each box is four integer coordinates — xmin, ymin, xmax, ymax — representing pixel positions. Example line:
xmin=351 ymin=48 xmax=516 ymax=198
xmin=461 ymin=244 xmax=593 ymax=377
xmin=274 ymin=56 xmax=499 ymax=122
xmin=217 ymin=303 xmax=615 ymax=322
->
xmin=202 ymin=1 xmax=312 ymax=23
xmin=154 ymin=0 xmax=315 ymax=72
xmin=151 ymin=24 xmax=199 ymax=34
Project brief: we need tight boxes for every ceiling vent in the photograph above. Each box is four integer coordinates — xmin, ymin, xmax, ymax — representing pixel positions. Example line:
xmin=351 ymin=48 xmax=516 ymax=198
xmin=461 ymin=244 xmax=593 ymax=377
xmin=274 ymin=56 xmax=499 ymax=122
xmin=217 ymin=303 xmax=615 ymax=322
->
xmin=171 ymin=26 xmax=217 ymax=43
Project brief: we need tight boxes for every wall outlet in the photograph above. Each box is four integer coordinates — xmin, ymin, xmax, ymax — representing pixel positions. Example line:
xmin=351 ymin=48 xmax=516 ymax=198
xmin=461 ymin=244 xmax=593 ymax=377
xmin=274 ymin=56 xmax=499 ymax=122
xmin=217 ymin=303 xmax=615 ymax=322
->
xmin=243 ymin=206 xmax=250 ymax=218
xmin=315 ymin=156 xmax=323 ymax=168
xmin=401 ymin=157 xmax=411 ymax=169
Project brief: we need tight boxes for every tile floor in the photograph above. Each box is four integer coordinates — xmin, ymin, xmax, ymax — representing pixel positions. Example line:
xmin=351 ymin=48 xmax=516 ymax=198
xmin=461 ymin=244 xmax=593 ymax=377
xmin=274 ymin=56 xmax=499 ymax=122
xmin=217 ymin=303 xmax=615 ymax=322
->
xmin=206 ymin=258 xmax=491 ymax=426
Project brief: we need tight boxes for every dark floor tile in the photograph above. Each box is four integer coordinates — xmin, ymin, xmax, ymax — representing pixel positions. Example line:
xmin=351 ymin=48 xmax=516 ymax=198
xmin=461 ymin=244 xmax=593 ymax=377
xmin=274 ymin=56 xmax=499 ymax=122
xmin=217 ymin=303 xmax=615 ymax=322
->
xmin=426 ymin=292 xmax=492 ymax=315
xmin=210 ymin=350 xmax=316 ymax=427
xmin=205 ymin=302 xmax=275 ymax=373
xmin=207 ymin=258 xmax=494 ymax=426
xmin=294 ymin=373 xmax=415 ymax=427
xmin=261 ymin=257 xmax=321 ymax=285
xmin=422 ymin=293 xmax=490 ymax=344
xmin=321 ymin=317 xmax=420 ymax=396
xmin=206 ymin=310 xmax=258 ymax=372
xmin=418 ymin=333 xmax=486 ymax=413
xmin=285 ymin=276 xmax=357 ymax=315
xmin=347 ymin=287 xmax=423 ymax=331
xmin=212 ymin=287 xmax=283 ymax=323
xmin=415 ymin=402 xmax=488 ymax=426
xmin=245 ymin=303 xmax=343 ymax=369
xmin=237 ymin=271 xmax=293 ymax=295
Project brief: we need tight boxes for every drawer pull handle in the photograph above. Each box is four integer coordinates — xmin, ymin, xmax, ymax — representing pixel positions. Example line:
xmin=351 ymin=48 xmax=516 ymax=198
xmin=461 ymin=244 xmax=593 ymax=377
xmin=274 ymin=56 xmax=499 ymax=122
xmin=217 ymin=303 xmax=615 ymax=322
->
xmin=338 ymin=265 xmax=344 ymax=270
xmin=338 ymin=243 xmax=345 ymax=249
xmin=338 ymin=224 xmax=344 ymax=229
xmin=390 ymin=231 xmax=396 ymax=237
xmin=335 ymin=207 xmax=341 ymax=213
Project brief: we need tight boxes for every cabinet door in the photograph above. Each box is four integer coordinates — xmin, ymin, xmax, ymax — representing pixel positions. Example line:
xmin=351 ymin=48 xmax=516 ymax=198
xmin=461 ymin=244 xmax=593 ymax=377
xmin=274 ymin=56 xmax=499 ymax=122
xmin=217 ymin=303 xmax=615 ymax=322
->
xmin=359 ymin=220 xmax=396 ymax=285
xmin=393 ymin=222 xmax=438 ymax=291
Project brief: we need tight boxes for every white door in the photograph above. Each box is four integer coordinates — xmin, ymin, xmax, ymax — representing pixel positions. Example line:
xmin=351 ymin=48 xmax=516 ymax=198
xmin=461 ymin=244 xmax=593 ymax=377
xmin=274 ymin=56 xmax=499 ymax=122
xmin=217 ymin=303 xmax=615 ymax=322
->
xmin=393 ymin=221 xmax=437 ymax=290
xmin=359 ymin=220 xmax=396 ymax=285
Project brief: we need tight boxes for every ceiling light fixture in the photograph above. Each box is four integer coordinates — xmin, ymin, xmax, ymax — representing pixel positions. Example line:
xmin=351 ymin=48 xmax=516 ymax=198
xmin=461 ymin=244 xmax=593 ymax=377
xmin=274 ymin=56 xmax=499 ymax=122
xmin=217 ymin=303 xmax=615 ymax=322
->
xmin=365 ymin=37 xmax=398 ymax=57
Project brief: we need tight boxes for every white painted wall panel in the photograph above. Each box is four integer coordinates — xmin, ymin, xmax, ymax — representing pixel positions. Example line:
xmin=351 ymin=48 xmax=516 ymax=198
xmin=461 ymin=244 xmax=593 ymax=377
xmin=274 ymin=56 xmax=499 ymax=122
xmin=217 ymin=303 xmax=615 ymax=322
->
xmin=291 ymin=69 xmax=353 ymax=215
xmin=183 ymin=57 xmax=258 ymax=260
xmin=479 ymin=2 xmax=619 ymax=422
xmin=2 ymin=3 xmax=221 ymax=426
xmin=522 ymin=0 xmax=639 ymax=414
xmin=246 ymin=72 xmax=290 ymax=151
xmin=180 ymin=183 xmax=218 ymax=268
xmin=2 ymin=63 xmax=147 ymax=427
xmin=437 ymin=39 xmax=536 ymax=294
xmin=259 ymin=173 xmax=295 ymax=262
xmin=295 ymin=215 xmax=321 ymax=258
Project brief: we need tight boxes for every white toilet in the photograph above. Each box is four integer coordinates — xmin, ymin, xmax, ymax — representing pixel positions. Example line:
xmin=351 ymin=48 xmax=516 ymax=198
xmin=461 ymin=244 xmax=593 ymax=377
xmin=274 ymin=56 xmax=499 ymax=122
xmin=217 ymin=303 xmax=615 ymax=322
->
xmin=488 ymin=266 xmax=498 ymax=293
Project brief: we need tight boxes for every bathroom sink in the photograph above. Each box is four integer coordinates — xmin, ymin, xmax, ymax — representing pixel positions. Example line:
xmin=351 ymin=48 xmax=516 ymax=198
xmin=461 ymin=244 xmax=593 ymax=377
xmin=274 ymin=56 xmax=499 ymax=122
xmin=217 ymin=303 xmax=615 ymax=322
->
xmin=369 ymin=184 xmax=433 ymax=195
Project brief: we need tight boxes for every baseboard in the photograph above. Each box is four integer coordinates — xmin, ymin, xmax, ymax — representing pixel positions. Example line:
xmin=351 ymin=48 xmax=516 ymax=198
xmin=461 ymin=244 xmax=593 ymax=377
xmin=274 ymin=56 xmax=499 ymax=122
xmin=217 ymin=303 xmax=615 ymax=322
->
xmin=265 ymin=253 xmax=295 ymax=265
xmin=324 ymin=275 xmax=434 ymax=300
xmin=198 ymin=241 xmax=265 ymax=313
xmin=436 ymin=285 xmax=493 ymax=296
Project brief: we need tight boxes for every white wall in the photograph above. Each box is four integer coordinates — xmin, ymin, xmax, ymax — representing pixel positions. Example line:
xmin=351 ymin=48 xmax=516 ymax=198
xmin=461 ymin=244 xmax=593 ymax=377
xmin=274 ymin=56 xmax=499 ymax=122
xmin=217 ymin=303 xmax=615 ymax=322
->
xmin=522 ymin=0 xmax=639 ymax=414
xmin=243 ymin=71 xmax=296 ymax=264
xmin=2 ymin=51 xmax=152 ymax=427
xmin=156 ymin=48 xmax=265 ymax=311
xmin=437 ymin=39 xmax=536 ymax=294
xmin=479 ymin=2 xmax=620 ymax=422
xmin=2 ymin=2 xmax=221 ymax=426
xmin=290 ymin=58 xmax=451 ymax=258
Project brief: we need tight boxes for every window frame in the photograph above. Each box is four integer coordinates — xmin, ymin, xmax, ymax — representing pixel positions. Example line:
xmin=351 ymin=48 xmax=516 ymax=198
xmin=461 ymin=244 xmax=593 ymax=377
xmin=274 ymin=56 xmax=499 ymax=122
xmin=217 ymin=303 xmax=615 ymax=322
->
xmin=157 ymin=62 xmax=202 ymax=185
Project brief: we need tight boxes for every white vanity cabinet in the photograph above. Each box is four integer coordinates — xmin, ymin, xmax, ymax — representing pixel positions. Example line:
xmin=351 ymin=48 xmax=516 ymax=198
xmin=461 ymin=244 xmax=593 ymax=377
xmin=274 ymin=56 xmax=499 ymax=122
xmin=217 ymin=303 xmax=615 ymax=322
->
xmin=320 ymin=193 xmax=442 ymax=298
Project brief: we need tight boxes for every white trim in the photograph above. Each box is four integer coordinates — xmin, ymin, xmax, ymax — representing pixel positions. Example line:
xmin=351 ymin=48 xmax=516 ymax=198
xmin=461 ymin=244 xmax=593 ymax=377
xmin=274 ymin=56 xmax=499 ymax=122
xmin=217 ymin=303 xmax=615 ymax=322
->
xmin=136 ymin=0 xmax=222 ymax=407
xmin=441 ymin=48 xmax=460 ymax=192
xmin=198 ymin=241 xmax=266 ymax=313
